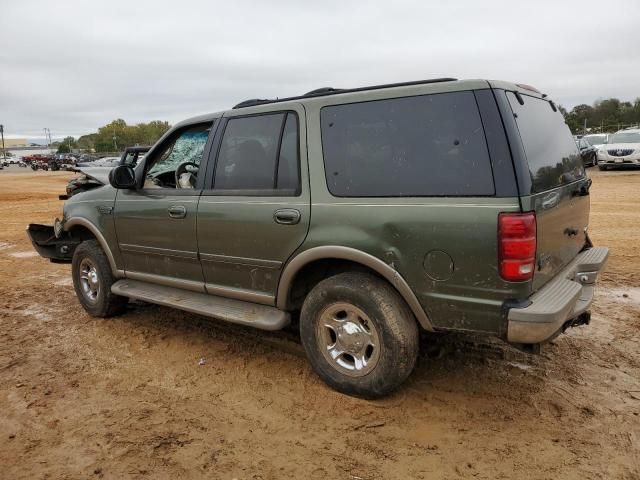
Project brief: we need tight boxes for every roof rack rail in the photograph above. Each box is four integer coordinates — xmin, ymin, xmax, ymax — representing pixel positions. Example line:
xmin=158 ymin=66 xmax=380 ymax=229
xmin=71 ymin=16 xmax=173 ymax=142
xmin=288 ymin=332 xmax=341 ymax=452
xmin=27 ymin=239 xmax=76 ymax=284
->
xmin=232 ymin=98 xmax=271 ymax=109
xmin=232 ymin=77 xmax=457 ymax=109
xmin=304 ymin=87 xmax=344 ymax=96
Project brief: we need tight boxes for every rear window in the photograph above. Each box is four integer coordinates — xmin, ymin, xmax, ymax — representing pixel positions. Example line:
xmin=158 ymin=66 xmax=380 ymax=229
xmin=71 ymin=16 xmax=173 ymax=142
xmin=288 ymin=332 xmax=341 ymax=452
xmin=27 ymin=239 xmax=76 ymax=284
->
xmin=320 ymin=91 xmax=495 ymax=197
xmin=506 ymin=92 xmax=585 ymax=193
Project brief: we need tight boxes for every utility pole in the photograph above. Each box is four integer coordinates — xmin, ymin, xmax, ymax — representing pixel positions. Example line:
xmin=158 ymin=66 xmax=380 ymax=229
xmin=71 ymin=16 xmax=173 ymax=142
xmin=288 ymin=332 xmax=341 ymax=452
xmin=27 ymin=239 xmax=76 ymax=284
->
xmin=0 ymin=124 xmax=6 ymax=161
xmin=583 ymin=118 xmax=587 ymax=135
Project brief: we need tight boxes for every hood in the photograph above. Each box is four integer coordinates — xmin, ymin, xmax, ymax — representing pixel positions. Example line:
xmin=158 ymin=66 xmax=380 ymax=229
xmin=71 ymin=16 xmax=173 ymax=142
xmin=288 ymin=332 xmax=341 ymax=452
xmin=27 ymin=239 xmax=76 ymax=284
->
xmin=72 ymin=166 xmax=113 ymax=184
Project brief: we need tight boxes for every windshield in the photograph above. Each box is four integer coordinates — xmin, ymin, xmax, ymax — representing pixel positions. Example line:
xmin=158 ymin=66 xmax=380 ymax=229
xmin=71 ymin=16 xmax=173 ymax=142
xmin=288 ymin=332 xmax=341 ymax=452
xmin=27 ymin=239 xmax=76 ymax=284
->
xmin=584 ymin=135 xmax=607 ymax=146
xmin=609 ymin=132 xmax=640 ymax=144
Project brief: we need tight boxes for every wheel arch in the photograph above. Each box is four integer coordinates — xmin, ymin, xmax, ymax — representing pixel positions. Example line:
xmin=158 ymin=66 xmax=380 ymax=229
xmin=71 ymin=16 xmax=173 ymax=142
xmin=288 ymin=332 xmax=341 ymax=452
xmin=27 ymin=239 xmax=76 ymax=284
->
xmin=276 ymin=246 xmax=434 ymax=331
xmin=64 ymin=217 xmax=122 ymax=276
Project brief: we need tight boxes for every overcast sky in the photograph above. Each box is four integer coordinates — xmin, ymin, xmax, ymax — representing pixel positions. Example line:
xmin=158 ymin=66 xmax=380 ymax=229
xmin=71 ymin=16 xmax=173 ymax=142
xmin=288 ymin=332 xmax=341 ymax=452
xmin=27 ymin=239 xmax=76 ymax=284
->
xmin=2 ymin=0 xmax=639 ymax=139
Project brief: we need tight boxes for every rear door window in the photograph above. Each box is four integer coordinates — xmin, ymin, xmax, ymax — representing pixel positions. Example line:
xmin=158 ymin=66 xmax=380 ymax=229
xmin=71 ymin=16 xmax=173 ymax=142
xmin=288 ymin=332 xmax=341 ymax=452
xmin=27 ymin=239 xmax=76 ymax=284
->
xmin=320 ymin=91 xmax=495 ymax=197
xmin=506 ymin=92 xmax=585 ymax=193
xmin=213 ymin=112 xmax=300 ymax=194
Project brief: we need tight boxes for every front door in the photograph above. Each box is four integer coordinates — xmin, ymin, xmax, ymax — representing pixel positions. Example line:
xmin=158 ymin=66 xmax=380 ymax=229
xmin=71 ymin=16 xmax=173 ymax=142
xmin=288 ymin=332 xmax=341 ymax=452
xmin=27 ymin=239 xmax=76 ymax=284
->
xmin=114 ymin=121 xmax=216 ymax=292
xmin=197 ymin=106 xmax=310 ymax=304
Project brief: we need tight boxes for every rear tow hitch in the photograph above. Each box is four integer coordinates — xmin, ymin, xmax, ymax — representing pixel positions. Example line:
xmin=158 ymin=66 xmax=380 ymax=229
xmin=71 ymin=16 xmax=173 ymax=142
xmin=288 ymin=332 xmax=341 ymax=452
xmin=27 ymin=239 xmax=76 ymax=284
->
xmin=563 ymin=311 xmax=591 ymax=332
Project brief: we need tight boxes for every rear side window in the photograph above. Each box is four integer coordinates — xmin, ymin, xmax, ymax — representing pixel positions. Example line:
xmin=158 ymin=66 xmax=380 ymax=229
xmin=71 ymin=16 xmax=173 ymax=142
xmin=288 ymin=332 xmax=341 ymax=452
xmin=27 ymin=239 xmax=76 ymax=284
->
xmin=506 ymin=92 xmax=585 ymax=193
xmin=320 ymin=91 xmax=495 ymax=197
xmin=214 ymin=112 xmax=300 ymax=194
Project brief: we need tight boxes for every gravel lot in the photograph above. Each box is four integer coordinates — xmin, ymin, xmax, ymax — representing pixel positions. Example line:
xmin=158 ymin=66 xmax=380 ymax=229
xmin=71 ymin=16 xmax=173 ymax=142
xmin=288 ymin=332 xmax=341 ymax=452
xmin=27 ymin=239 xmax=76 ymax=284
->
xmin=0 ymin=167 xmax=639 ymax=479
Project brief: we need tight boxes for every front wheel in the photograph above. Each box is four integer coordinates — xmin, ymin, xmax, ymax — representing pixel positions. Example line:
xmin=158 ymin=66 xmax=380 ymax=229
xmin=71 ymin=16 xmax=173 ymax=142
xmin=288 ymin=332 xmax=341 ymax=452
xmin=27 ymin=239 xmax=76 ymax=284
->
xmin=300 ymin=271 xmax=419 ymax=398
xmin=72 ymin=240 xmax=128 ymax=317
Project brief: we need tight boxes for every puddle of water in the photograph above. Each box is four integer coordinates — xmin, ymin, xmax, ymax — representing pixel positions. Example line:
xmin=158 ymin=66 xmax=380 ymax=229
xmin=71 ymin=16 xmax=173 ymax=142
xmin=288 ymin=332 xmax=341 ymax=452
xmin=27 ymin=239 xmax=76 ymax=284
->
xmin=600 ymin=287 xmax=640 ymax=306
xmin=10 ymin=251 xmax=39 ymax=258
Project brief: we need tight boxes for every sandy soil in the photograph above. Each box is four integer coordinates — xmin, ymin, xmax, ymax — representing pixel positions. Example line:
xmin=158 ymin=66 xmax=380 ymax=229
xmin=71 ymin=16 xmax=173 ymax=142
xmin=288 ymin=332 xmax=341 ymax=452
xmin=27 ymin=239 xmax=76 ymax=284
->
xmin=0 ymin=167 xmax=639 ymax=479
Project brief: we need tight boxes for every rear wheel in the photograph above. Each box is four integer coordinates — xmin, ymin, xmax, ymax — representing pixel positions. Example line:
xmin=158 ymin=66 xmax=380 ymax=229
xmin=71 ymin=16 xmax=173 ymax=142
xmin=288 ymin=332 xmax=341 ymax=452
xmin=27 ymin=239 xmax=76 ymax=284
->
xmin=598 ymin=164 xmax=608 ymax=171
xmin=300 ymin=271 xmax=419 ymax=398
xmin=72 ymin=240 xmax=127 ymax=317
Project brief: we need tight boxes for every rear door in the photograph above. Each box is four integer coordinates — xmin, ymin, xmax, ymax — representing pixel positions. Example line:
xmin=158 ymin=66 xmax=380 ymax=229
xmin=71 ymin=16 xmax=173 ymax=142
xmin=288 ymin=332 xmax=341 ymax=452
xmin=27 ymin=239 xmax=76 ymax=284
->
xmin=197 ymin=105 xmax=310 ymax=305
xmin=500 ymin=90 xmax=590 ymax=291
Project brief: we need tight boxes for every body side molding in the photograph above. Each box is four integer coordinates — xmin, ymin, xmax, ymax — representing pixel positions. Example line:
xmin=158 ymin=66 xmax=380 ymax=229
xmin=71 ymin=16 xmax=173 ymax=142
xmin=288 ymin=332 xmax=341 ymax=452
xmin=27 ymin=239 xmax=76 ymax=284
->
xmin=276 ymin=246 xmax=434 ymax=331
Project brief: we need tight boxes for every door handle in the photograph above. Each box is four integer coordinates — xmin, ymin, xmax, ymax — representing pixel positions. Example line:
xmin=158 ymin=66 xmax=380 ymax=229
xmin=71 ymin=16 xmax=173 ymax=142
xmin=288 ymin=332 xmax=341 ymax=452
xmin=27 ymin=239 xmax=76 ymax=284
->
xmin=168 ymin=205 xmax=187 ymax=219
xmin=274 ymin=208 xmax=301 ymax=225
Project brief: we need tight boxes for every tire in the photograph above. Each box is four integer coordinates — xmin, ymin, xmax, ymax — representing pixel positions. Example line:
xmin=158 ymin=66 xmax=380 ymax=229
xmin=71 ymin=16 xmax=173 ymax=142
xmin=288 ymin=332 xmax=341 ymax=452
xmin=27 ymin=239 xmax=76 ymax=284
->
xmin=71 ymin=240 xmax=128 ymax=317
xmin=598 ymin=165 xmax=608 ymax=171
xmin=300 ymin=271 xmax=419 ymax=398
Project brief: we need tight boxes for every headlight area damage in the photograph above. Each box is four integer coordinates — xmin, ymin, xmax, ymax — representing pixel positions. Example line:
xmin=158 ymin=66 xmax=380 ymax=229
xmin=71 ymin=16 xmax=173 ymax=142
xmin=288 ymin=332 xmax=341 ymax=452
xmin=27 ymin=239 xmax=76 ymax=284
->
xmin=27 ymin=220 xmax=80 ymax=263
xmin=62 ymin=167 xmax=111 ymax=199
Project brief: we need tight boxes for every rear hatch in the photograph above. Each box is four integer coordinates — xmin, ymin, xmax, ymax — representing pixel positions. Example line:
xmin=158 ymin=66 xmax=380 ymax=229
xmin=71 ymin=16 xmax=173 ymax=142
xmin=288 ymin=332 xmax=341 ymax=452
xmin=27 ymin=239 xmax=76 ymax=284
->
xmin=501 ymin=90 xmax=590 ymax=292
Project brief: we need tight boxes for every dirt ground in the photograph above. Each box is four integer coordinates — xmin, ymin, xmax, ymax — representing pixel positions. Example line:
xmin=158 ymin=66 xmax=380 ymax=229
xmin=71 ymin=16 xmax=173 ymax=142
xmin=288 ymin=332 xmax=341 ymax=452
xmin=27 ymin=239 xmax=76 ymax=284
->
xmin=0 ymin=166 xmax=638 ymax=479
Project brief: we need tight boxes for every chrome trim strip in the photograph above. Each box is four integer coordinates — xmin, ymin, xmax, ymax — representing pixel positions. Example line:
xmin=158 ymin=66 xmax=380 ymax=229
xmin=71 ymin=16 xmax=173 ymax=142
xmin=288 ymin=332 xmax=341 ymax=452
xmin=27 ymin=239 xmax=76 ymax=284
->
xmin=64 ymin=217 xmax=121 ymax=275
xmin=277 ymin=246 xmax=434 ymax=331
xmin=313 ymin=203 xmax=518 ymax=208
xmin=205 ymin=283 xmax=275 ymax=306
xmin=115 ymin=199 xmax=198 ymax=203
xmin=120 ymin=243 xmax=198 ymax=260
xmin=198 ymin=200 xmax=308 ymax=206
xmin=126 ymin=271 xmax=205 ymax=293
xmin=200 ymin=252 xmax=282 ymax=269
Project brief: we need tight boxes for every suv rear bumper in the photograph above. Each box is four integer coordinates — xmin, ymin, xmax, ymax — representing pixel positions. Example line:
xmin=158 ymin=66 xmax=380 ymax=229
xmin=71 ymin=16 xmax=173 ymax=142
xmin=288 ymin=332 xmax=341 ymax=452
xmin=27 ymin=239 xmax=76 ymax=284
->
xmin=507 ymin=246 xmax=609 ymax=344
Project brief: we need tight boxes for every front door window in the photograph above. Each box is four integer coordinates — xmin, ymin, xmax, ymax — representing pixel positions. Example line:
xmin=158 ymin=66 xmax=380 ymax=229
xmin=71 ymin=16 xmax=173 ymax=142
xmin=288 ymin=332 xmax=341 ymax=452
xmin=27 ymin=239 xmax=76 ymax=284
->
xmin=144 ymin=124 xmax=211 ymax=189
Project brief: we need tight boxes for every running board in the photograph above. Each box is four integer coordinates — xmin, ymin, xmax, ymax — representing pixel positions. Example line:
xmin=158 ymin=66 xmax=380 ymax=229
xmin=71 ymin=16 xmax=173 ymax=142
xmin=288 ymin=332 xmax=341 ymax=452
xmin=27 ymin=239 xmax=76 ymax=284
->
xmin=111 ymin=279 xmax=289 ymax=331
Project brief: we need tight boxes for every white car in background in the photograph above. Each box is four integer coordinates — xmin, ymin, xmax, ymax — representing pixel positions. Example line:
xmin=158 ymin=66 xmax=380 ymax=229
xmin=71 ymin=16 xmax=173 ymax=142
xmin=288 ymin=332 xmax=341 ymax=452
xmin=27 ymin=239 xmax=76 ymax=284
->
xmin=583 ymin=133 xmax=609 ymax=149
xmin=597 ymin=128 xmax=640 ymax=170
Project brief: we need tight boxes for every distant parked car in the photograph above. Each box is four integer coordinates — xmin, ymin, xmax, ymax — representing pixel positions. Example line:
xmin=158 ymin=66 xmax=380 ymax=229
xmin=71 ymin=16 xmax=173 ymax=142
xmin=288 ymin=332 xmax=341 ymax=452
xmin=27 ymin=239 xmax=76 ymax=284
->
xmin=75 ymin=156 xmax=121 ymax=168
xmin=576 ymin=138 xmax=598 ymax=167
xmin=582 ymin=134 xmax=609 ymax=149
xmin=597 ymin=128 xmax=640 ymax=170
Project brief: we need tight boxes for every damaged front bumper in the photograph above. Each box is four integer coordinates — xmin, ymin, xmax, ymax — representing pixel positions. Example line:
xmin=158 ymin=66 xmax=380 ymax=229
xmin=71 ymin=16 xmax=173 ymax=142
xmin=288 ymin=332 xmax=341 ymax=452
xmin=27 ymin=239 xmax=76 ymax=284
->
xmin=26 ymin=222 xmax=80 ymax=263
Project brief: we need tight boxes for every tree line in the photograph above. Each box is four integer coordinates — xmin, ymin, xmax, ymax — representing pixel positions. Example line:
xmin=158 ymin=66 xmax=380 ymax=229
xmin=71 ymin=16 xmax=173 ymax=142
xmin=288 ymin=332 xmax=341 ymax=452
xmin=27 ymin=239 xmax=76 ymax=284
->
xmin=559 ymin=98 xmax=640 ymax=134
xmin=57 ymin=119 xmax=171 ymax=153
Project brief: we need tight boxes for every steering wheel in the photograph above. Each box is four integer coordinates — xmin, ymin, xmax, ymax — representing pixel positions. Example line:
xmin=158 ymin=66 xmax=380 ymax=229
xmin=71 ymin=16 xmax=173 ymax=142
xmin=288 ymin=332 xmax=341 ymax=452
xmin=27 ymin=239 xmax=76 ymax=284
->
xmin=175 ymin=161 xmax=199 ymax=189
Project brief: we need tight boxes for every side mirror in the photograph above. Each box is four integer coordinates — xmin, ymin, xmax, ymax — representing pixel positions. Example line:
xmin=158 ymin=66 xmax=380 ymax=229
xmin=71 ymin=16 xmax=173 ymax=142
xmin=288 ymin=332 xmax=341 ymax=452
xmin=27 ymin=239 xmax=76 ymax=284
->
xmin=109 ymin=165 xmax=136 ymax=189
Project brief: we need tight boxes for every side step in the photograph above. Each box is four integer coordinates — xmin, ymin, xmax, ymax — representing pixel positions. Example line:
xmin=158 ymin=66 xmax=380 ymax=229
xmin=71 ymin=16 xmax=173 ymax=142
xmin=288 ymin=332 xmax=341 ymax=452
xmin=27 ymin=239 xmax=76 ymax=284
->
xmin=111 ymin=279 xmax=289 ymax=331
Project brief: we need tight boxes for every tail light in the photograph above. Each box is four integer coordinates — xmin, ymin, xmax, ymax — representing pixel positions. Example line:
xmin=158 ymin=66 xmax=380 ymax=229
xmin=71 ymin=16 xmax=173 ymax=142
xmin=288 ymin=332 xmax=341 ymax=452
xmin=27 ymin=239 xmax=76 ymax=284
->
xmin=498 ymin=212 xmax=537 ymax=282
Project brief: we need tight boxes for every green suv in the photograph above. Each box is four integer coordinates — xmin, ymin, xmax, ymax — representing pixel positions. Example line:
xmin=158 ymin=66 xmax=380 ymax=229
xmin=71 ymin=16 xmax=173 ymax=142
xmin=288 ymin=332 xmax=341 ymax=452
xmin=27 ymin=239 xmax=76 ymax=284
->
xmin=28 ymin=78 xmax=608 ymax=397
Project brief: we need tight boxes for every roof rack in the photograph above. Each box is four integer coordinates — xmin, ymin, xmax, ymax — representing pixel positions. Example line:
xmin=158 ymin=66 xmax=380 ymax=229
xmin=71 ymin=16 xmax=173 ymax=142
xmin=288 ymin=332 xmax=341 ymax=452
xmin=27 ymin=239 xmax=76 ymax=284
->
xmin=232 ymin=77 xmax=457 ymax=109
xmin=304 ymin=87 xmax=344 ymax=96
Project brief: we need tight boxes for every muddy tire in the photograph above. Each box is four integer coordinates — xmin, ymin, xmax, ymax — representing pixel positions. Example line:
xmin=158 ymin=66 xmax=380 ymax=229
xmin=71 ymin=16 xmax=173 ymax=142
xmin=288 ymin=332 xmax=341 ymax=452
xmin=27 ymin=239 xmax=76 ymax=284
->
xmin=300 ymin=271 xmax=419 ymax=398
xmin=71 ymin=240 xmax=127 ymax=317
